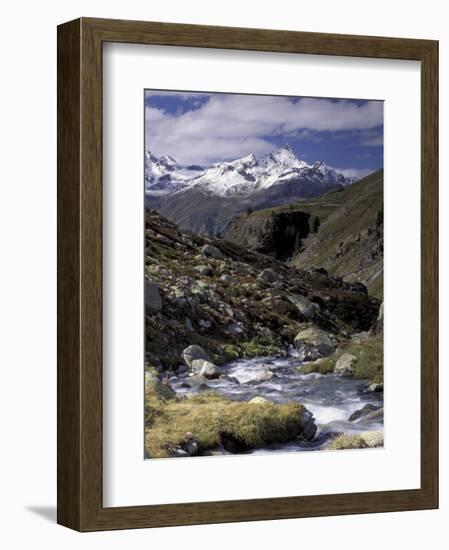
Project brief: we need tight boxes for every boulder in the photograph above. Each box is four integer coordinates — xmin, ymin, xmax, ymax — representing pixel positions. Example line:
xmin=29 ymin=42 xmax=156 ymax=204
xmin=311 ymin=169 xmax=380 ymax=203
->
xmin=294 ymin=326 xmax=335 ymax=361
xmin=257 ymin=268 xmax=279 ymax=283
xmin=191 ymin=359 xmax=220 ymax=379
xmin=367 ymin=381 xmax=383 ymax=393
xmin=288 ymin=294 xmax=318 ymax=318
xmin=334 ymin=353 xmax=357 ymax=375
xmin=145 ymin=279 xmax=162 ymax=311
xmin=201 ymin=244 xmax=225 ymax=260
xmin=298 ymin=407 xmax=317 ymax=440
xmin=183 ymin=433 xmax=200 ymax=456
xmin=348 ymin=403 xmax=381 ymax=422
xmin=181 ymin=345 xmax=211 ymax=368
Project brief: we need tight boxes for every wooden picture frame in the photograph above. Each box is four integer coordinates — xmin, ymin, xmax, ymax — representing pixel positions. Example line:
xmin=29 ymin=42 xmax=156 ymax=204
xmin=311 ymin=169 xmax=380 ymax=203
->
xmin=57 ymin=17 xmax=438 ymax=531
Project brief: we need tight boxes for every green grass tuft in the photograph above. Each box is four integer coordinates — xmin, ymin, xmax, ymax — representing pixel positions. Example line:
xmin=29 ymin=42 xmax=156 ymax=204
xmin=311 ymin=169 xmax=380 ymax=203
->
xmin=299 ymin=335 xmax=383 ymax=384
xmin=145 ymin=391 xmax=305 ymax=458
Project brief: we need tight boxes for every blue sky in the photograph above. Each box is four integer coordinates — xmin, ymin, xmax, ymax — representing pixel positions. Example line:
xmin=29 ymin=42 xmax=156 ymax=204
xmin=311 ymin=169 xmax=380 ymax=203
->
xmin=145 ymin=90 xmax=383 ymax=178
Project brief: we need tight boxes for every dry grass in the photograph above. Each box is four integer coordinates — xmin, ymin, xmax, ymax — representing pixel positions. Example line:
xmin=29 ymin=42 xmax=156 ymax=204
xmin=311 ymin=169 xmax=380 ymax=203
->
xmin=145 ymin=389 xmax=305 ymax=458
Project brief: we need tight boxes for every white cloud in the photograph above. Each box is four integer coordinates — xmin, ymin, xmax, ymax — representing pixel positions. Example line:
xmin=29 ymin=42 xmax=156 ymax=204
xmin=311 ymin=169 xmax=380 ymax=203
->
xmin=145 ymin=90 xmax=211 ymax=100
xmin=145 ymin=93 xmax=383 ymax=165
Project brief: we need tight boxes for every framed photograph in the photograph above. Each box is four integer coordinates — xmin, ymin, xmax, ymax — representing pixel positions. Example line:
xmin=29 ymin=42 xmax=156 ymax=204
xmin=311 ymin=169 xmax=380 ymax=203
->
xmin=57 ymin=17 xmax=438 ymax=531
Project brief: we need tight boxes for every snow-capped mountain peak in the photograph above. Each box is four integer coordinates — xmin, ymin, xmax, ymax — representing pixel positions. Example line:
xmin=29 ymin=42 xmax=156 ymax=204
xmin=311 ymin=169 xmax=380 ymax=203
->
xmin=145 ymin=145 xmax=357 ymax=198
xmin=267 ymin=144 xmax=297 ymax=165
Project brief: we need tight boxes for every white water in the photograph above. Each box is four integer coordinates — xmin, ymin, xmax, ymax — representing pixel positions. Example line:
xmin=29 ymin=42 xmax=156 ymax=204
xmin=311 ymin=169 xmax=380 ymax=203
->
xmin=171 ymin=355 xmax=383 ymax=452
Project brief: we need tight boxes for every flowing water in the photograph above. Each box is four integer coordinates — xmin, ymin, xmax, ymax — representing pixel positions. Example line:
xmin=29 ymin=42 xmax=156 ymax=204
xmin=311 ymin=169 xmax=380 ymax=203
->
xmin=171 ymin=354 xmax=383 ymax=453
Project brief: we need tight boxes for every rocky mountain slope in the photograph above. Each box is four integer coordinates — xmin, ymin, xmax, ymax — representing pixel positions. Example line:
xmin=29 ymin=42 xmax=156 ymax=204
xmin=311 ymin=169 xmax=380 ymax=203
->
xmin=145 ymin=145 xmax=358 ymax=236
xmin=226 ymin=170 xmax=383 ymax=298
xmin=145 ymin=208 xmax=380 ymax=372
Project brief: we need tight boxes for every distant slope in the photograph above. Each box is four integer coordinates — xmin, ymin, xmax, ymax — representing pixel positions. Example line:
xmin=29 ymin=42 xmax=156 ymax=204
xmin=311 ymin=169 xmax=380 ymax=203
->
xmin=225 ymin=170 xmax=383 ymax=298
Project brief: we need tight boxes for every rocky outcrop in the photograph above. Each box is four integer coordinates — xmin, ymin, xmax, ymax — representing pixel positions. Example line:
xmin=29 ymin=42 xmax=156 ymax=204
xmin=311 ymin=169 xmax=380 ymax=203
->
xmin=226 ymin=210 xmax=311 ymax=260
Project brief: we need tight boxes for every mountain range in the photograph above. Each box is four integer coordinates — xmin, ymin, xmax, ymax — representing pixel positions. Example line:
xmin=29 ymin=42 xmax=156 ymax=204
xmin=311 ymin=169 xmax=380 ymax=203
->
xmin=145 ymin=145 xmax=361 ymax=235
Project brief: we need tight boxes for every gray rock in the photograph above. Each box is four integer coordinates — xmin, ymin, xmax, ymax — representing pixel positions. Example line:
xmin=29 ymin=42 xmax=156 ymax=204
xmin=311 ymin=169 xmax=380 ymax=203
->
xmin=224 ymin=306 xmax=234 ymax=318
xmin=257 ymin=268 xmax=279 ymax=283
xmin=220 ymin=274 xmax=236 ymax=284
xmin=183 ymin=434 xmax=200 ymax=456
xmin=201 ymin=244 xmax=225 ymax=260
xmin=184 ymin=318 xmax=193 ymax=332
xmin=288 ymin=294 xmax=318 ymax=318
xmin=191 ymin=359 xmax=220 ymax=379
xmin=298 ymin=407 xmax=317 ymax=440
xmin=226 ymin=322 xmax=245 ymax=335
xmin=198 ymin=319 xmax=212 ymax=329
xmin=181 ymin=345 xmax=211 ymax=368
xmin=367 ymin=381 xmax=383 ymax=392
xmin=145 ymin=278 xmax=162 ymax=311
xmin=334 ymin=353 xmax=357 ymax=375
xmin=294 ymin=326 xmax=335 ymax=361
xmin=348 ymin=403 xmax=381 ymax=422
